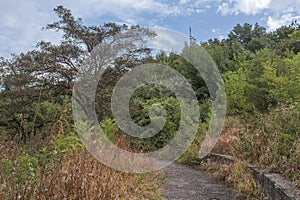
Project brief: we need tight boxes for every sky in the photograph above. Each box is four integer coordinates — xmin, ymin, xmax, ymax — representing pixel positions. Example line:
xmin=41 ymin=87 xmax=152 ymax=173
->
xmin=1 ymin=0 xmax=300 ymax=58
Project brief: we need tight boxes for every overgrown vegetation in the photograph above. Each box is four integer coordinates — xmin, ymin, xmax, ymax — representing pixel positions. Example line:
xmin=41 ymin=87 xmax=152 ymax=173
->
xmin=178 ymin=22 xmax=300 ymax=197
xmin=198 ymin=158 xmax=264 ymax=199
xmin=0 ymin=134 xmax=162 ymax=199
xmin=195 ymin=22 xmax=300 ymax=196
xmin=0 ymin=5 xmax=299 ymax=199
xmin=0 ymin=6 xmax=161 ymax=199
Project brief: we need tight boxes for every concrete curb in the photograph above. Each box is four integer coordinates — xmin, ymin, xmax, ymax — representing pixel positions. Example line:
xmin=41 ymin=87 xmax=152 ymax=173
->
xmin=205 ymin=153 xmax=300 ymax=200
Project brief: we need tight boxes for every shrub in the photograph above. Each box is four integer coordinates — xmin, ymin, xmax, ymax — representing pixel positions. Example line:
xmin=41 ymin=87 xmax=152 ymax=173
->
xmin=0 ymin=133 xmax=162 ymax=199
xmin=232 ymin=104 xmax=300 ymax=187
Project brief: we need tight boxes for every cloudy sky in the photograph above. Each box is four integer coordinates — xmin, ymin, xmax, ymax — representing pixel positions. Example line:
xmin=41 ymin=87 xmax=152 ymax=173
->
xmin=1 ymin=0 xmax=300 ymax=57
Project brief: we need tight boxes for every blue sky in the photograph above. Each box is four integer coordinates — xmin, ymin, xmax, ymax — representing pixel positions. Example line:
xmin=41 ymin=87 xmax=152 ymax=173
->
xmin=1 ymin=0 xmax=300 ymax=58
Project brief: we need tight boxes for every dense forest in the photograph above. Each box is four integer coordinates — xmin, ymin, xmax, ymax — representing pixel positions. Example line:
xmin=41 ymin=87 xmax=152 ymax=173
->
xmin=0 ymin=6 xmax=299 ymax=199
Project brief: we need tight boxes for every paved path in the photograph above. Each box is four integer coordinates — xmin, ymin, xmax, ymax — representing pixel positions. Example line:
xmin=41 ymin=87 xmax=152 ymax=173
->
xmin=161 ymin=162 xmax=237 ymax=200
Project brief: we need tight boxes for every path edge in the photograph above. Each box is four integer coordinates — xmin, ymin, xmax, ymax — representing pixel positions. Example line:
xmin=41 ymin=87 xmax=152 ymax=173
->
xmin=204 ymin=153 xmax=300 ymax=200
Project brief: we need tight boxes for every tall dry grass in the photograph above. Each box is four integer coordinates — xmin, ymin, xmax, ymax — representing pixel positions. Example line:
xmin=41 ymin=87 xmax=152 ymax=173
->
xmin=0 ymin=134 xmax=162 ymax=200
xmin=208 ymin=104 xmax=300 ymax=188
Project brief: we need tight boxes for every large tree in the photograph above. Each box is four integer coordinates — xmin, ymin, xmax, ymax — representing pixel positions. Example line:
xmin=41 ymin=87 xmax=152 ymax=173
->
xmin=0 ymin=6 xmax=155 ymax=140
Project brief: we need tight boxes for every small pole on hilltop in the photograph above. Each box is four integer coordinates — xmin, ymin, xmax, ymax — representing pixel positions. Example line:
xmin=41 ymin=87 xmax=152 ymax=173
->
xmin=189 ymin=26 xmax=196 ymax=45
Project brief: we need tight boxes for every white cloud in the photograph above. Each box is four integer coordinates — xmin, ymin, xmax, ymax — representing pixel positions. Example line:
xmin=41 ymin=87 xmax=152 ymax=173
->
xmin=217 ymin=3 xmax=231 ymax=15
xmin=5 ymin=0 xmax=300 ymax=57
xmin=212 ymin=28 xmax=220 ymax=33
xmin=0 ymin=0 xmax=61 ymax=57
xmin=216 ymin=0 xmax=300 ymax=32
xmin=179 ymin=0 xmax=190 ymax=5
xmin=267 ymin=14 xmax=300 ymax=31
xmin=267 ymin=0 xmax=300 ymax=14
xmin=217 ymin=0 xmax=300 ymax=16
xmin=39 ymin=0 xmax=210 ymax=21
xmin=218 ymin=35 xmax=225 ymax=40
xmin=217 ymin=0 xmax=272 ymax=15
xmin=147 ymin=27 xmax=189 ymax=53
xmin=0 ymin=0 xmax=213 ymax=57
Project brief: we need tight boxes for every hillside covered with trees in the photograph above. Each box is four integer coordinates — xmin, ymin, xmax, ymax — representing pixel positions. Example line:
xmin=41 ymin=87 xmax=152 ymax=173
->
xmin=0 ymin=6 xmax=299 ymax=199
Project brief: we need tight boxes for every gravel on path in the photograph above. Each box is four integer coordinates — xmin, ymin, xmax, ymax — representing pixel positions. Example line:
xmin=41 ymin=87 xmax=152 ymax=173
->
xmin=161 ymin=162 xmax=237 ymax=200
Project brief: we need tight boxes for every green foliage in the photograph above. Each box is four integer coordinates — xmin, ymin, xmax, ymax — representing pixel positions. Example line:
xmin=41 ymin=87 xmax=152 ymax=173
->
xmin=198 ymin=22 xmax=300 ymax=189
xmin=227 ymin=160 xmax=259 ymax=199
xmin=224 ymin=47 xmax=300 ymax=114
xmin=0 ymin=5 xmax=155 ymax=141
xmin=100 ymin=118 xmax=118 ymax=142
xmin=234 ymin=105 xmax=299 ymax=186
xmin=53 ymin=133 xmax=83 ymax=154
xmin=129 ymin=94 xmax=181 ymax=151
xmin=1 ymin=7 xmax=300 ymax=197
xmin=155 ymin=52 xmax=209 ymax=102
xmin=270 ymin=21 xmax=300 ymax=54
xmin=224 ymin=69 xmax=252 ymax=115
xmin=229 ymin=23 xmax=267 ymax=52
xmin=202 ymin=39 xmax=231 ymax=73
xmin=0 ymin=136 xmax=162 ymax=199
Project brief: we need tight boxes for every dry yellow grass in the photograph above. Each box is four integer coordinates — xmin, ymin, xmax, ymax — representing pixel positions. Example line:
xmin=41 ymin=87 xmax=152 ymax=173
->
xmin=0 ymin=135 xmax=162 ymax=200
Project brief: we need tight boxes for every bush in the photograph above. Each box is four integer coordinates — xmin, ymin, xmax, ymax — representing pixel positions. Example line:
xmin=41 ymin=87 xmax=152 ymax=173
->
xmin=0 ymin=133 xmax=162 ymax=199
xmin=129 ymin=96 xmax=181 ymax=152
xmin=232 ymin=104 xmax=300 ymax=187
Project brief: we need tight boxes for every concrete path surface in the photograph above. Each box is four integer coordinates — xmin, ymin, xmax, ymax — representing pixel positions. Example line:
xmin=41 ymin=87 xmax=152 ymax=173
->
xmin=161 ymin=162 xmax=237 ymax=200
